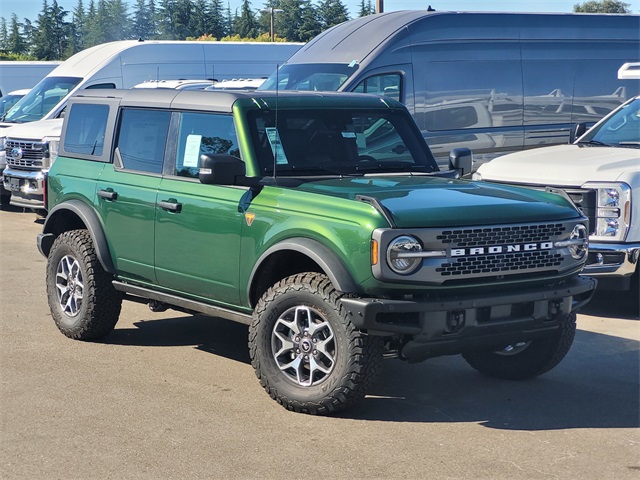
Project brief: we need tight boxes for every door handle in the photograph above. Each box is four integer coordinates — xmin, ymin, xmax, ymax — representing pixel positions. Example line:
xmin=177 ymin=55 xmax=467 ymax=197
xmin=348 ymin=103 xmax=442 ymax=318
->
xmin=158 ymin=199 xmax=182 ymax=213
xmin=97 ymin=189 xmax=118 ymax=201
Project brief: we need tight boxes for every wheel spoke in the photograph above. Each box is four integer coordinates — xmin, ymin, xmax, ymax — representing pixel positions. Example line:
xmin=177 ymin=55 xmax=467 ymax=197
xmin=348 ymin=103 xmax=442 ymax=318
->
xmin=273 ymin=330 xmax=295 ymax=357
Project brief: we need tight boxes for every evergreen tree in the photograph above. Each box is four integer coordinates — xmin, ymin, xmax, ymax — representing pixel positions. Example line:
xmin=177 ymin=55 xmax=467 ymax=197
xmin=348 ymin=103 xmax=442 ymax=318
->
xmin=157 ymin=0 xmax=178 ymax=39
xmin=0 ymin=18 xmax=8 ymax=52
xmin=317 ymin=0 xmax=349 ymax=30
xmin=226 ymin=2 xmax=234 ymax=36
xmin=209 ymin=0 xmax=227 ymax=39
xmin=358 ymin=0 xmax=374 ymax=17
xmin=191 ymin=0 xmax=210 ymax=38
xmin=235 ymin=0 xmax=258 ymax=38
xmin=573 ymin=0 xmax=631 ymax=12
xmin=7 ymin=14 xmax=27 ymax=55
xmin=22 ymin=19 xmax=35 ymax=55
xmin=132 ymin=0 xmax=156 ymax=39
xmin=296 ymin=0 xmax=321 ymax=41
xmin=65 ymin=0 xmax=86 ymax=57
xmin=102 ymin=0 xmax=130 ymax=42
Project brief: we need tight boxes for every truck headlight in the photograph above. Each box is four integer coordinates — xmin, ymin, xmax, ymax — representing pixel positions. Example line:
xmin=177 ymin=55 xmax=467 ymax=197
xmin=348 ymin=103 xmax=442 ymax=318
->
xmin=583 ymin=182 xmax=631 ymax=242
xmin=43 ymin=137 xmax=59 ymax=168
xmin=471 ymin=171 xmax=482 ymax=181
xmin=387 ymin=235 xmax=422 ymax=274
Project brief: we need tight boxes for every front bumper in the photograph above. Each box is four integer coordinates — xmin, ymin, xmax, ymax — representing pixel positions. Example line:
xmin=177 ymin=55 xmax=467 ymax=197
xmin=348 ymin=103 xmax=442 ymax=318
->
xmin=583 ymin=242 xmax=640 ymax=277
xmin=2 ymin=167 xmax=46 ymax=208
xmin=339 ymin=275 xmax=596 ymax=362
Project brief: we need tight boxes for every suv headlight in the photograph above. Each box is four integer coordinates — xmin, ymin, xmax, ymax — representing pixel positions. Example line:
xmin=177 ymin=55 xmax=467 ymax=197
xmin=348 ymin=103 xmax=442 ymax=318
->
xmin=387 ymin=235 xmax=423 ymax=274
xmin=43 ymin=136 xmax=60 ymax=168
xmin=583 ymin=182 xmax=631 ymax=242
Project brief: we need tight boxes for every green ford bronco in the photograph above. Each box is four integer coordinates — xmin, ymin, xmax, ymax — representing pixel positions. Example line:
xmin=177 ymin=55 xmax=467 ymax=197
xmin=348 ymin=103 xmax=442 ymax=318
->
xmin=38 ymin=89 xmax=596 ymax=414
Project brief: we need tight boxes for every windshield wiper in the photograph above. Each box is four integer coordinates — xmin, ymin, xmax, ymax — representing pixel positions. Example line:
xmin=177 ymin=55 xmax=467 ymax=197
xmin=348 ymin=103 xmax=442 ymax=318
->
xmin=578 ymin=140 xmax=610 ymax=147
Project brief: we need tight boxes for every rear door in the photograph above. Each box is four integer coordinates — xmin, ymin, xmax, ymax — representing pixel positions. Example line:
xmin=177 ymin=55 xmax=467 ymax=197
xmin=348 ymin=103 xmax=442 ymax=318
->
xmin=96 ymin=107 xmax=171 ymax=284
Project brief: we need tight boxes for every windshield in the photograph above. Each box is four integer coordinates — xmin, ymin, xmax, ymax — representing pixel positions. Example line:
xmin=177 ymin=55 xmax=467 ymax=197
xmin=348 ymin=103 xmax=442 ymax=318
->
xmin=258 ymin=63 xmax=357 ymax=92
xmin=3 ymin=76 xmax=81 ymax=123
xmin=578 ymin=98 xmax=640 ymax=147
xmin=0 ymin=93 xmax=26 ymax=116
xmin=248 ymin=108 xmax=438 ymax=177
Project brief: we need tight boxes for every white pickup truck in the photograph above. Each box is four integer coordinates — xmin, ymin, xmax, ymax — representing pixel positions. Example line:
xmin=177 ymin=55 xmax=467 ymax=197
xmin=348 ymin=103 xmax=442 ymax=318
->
xmin=474 ymin=70 xmax=639 ymax=310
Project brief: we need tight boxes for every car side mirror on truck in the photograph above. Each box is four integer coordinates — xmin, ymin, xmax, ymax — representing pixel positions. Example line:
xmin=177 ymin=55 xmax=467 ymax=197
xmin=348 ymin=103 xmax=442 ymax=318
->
xmin=199 ymin=154 xmax=246 ymax=185
xmin=448 ymin=148 xmax=473 ymax=177
xmin=569 ymin=123 xmax=587 ymax=143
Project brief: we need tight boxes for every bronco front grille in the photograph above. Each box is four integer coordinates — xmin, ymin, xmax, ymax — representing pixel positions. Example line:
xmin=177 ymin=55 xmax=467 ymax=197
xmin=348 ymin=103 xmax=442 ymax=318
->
xmin=5 ymin=140 xmax=46 ymax=168
xmin=436 ymin=223 xmax=566 ymax=246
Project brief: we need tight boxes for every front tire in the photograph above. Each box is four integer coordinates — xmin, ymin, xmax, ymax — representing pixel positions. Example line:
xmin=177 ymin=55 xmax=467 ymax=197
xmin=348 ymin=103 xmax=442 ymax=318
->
xmin=249 ymin=273 xmax=383 ymax=415
xmin=462 ymin=312 xmax=577 ymax=380
xmin=46 ymin=229 xmax=122 ymax=340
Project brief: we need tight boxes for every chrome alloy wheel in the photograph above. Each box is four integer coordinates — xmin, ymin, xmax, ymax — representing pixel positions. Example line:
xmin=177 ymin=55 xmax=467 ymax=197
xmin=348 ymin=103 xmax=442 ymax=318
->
xmin=271 ymin=305 xmax=336 ymax=387
xmin=55 ymin=254 xmax=85 ymax=317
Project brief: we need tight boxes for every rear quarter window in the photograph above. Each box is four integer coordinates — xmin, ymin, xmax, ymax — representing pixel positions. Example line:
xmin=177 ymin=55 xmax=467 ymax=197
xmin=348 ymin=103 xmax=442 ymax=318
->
xmin=64 ymin=103 xmax=110 ymax=157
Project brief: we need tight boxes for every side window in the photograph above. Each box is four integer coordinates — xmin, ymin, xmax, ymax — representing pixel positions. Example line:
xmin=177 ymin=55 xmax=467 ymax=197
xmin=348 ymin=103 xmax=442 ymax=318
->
xmin=116 ymin=109 xmax=171 ymax=174
xmin=64 ymin=103 xmax=109 ymax=156
xmin=85 ymin=83 xmax=116 ymax=90
xmin=354 ymin=74 xmax=402 ymax=102
xmin=174 ymin=112 xmax=240 ymax=178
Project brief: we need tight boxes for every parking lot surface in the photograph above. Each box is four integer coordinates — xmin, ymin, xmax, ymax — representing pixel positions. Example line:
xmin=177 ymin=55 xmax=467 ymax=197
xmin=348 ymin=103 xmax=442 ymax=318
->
xmin=1 ymin=206 xmax=638 ymax=479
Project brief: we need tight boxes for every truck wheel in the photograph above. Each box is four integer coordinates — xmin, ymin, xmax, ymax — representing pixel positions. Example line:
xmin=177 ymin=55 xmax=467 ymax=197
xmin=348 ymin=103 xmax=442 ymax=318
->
xmin=462 ymin=312 xmax=577 ymax=380
xmin=249 ymin=273 xmax=383 ymax=415
xmin=46 ymin=229 xmax=122 ymax=340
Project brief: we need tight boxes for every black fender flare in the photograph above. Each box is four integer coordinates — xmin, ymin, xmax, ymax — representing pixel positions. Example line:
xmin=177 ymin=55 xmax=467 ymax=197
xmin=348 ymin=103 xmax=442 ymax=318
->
xmin=41 ymin=200 xmax=116 ymax=274
xmin=247 ymin=237 xmax=360 ymax=302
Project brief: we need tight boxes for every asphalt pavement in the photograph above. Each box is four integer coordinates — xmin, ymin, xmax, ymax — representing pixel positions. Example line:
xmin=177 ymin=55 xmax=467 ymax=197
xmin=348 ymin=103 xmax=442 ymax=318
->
xmin=1 ymin=205 xmax=638 ymax=479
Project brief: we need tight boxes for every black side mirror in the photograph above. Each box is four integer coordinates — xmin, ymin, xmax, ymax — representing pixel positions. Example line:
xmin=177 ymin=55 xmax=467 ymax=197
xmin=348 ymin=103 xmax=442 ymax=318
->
xmin=449 ymin=148 xmax=473 ymax=177
xmin=199 ymin=154 xmax=245 ymax=185
xmin=569 ymin=123 xmax=587 ymax=144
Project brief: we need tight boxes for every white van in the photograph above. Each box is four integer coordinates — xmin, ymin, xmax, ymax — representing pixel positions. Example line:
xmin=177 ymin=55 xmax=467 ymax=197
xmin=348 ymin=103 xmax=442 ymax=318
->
xmin=0 ymin=61 xmax=61 ymax=97
xmin=0 ymin=40 xmax=303 ymax=208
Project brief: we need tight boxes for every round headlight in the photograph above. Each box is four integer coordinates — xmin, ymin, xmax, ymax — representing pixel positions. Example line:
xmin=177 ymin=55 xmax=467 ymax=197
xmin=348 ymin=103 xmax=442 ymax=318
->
xmin=568 ymin=224 xmax=588 ymax=260
xmin=387 ymin=235 xmax=422 ymax=274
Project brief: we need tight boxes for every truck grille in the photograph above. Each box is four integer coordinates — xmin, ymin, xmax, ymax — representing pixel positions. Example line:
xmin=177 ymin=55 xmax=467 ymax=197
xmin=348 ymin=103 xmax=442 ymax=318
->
xmin=437 ymin=250 xmax=564 ymax=276
xmin=563 ymin=188 xmax=596 ymax=236
xmin=436 ymin=223 xmax=566 ymax=246
xmin=5 ymin=140 xmax=46 ymax=168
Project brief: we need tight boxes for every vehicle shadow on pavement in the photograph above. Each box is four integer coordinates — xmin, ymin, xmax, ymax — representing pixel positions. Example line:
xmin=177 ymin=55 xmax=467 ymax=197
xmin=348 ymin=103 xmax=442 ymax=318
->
xmin=581 ymin=288 xmax=639 ymax=320
xmin=101 ymin=314 xmax=251 ymax=364
xmin=340 ymin=328 xmax=639 ymax=428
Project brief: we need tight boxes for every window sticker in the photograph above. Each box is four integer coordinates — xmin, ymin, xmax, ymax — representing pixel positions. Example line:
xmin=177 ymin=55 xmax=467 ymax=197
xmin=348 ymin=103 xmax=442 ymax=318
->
xmin=265 ymin=127 xmax=288 ymax=165
xmin=341 ymin=131 xmax=356 ymax=138
xmin=183 ymin=134 xmax=202 ymax=167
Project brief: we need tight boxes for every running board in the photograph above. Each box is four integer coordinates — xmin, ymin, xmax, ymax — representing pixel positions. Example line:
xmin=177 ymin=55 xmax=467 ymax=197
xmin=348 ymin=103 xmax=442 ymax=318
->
xmin=112 ymin=281 xmax=253 ymax=325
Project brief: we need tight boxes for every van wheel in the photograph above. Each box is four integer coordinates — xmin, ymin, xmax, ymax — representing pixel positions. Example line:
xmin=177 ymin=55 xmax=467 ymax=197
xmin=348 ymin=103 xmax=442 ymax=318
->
xmin=462 ymin=312 xmax=576 ymax=380
xmin=46 ymin=229 xmax=122 ymax=340
xmin=249 ymin=273 xmax=383 ymax=415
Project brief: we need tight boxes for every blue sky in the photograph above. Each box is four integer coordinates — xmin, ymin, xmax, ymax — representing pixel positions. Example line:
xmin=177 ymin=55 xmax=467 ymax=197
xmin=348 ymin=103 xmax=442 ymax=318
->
xmin=1 ymin=0 xmax=639 ymax=21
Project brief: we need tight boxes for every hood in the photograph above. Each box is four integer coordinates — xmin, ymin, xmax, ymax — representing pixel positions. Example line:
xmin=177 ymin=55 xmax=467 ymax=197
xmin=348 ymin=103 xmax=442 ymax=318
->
xmin=294 ymin=175 xmax=581 ymax=228
xmin=477 ymin=144 xmax=640 ymax=186
xmin=1 ymin=119 xmax=64 ymax=141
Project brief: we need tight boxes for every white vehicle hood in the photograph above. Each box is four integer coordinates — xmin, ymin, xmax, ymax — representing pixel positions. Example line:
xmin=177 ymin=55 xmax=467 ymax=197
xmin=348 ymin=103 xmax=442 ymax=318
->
xmin=2 ymin=119 xmax=63 ymax=141
xmin=477 ymin=144 xmax=640 ymax=187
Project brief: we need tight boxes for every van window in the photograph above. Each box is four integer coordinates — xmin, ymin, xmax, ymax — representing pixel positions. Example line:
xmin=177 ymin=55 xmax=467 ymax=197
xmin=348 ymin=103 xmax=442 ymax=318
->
xmin=116 ymin=108 xmax=170 ymax=174
xmin=3 ymin=76 xmax=81 ymax=123
xmin=174 ymin=112 xmax=240 ymax=178
xmin=85 ymin=83 xmax=116 ymax=90
xmin=64 ymin=103 xmax=109 ymax=156
xmin=353 ymin=74 xmax=401 ymax=102
xmin=259 ymin=64 xmax=355 ymax=91
xmin=421 ymin=61 xmax=523 ymax=131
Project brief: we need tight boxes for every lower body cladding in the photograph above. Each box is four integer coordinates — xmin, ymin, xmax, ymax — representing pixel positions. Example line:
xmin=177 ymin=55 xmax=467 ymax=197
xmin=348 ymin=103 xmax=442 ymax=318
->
xmin=340 ymin=275 xmax=596 ymax=363
xmin=2 ymin=167 xmax=46 ymax=209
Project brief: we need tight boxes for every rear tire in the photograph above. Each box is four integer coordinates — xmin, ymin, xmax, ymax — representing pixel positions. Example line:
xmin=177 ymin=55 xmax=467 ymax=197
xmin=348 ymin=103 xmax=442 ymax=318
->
xmin=249 ymin=273 xmax=383 ymax=415
xmin=462 ymin=313 xmax=577 ymax=380
xmin=46 ymin=229 xmax=122 ymax=340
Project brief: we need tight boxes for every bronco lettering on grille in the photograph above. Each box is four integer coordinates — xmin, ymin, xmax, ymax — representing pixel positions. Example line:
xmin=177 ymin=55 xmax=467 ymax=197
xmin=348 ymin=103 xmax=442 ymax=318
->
xmin=451 ymin=242 xmax=554 ymax=257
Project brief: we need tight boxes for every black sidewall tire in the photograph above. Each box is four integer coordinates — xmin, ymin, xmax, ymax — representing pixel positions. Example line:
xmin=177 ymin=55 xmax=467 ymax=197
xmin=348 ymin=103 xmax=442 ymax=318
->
xmin=46 ymin=230 xmax=122 ymax=340
xmin=250 ymin=273 xmax=382 ymax=414
xmin=462 ymin=313 xmax=577 ymax=380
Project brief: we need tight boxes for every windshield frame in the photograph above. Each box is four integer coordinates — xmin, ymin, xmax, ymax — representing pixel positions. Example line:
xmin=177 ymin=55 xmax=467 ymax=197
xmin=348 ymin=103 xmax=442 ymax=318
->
xmin=3 ymin=76 xmax=81 ymax=123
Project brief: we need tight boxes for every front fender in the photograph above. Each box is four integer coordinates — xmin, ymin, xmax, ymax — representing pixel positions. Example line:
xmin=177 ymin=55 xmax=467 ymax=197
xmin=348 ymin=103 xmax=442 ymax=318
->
xmin=40 ymin=199 xmax=115 ymax=274
xmin=247 ymin=237 xmax=360 ymax=302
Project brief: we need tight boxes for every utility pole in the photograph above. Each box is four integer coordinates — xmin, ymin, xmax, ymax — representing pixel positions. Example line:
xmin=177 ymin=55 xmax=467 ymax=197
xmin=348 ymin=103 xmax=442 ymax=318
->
xmin=376 ymin=0 xmax=383 ymax=13
xmin=263 ymin=7 xmax=284 ymax=41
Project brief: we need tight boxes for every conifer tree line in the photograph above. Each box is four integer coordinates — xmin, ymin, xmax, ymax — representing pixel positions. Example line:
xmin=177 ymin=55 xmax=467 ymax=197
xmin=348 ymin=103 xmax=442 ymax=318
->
xmin=0 ymin=0 xmax=377 ymax=60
